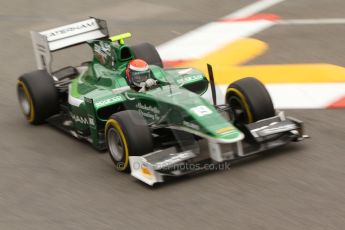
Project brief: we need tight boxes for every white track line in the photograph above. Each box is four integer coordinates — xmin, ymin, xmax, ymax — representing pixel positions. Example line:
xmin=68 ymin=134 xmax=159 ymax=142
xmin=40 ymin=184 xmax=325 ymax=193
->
xmin=225 ymin=0 xmax=285 ymax=19
xmin=278 ymin=18 xmax=345 ymax=25
xmin=158 ymin=0 xmax=284 ymax=61
xmin=157 ymin=21 xmax=274 ymax=61
xmin=157 ymin=0 xmax=345 ymax=109
xmin=202 ymin=83 xmax=345 ymax=109
xmin=265 ymin=83 xmax=345 ymax=109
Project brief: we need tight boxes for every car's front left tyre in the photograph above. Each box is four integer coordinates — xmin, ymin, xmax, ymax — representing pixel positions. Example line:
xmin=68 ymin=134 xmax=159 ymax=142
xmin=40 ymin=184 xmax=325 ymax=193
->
xmin=105 ymin=110 xmax=153 ymax=172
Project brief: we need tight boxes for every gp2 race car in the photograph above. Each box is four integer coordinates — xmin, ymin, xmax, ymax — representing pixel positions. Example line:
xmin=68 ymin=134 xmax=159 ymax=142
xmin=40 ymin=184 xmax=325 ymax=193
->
xmin=17 ymin=18 xmax=308 ymax=186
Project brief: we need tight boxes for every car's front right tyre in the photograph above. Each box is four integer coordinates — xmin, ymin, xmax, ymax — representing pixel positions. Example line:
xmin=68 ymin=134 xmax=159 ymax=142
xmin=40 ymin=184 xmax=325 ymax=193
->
xmin=225 ymin=77 xmax=275 ymax=124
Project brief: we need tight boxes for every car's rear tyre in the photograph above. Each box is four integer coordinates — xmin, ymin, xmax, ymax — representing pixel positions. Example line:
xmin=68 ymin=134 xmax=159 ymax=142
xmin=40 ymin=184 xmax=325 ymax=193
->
xmin=131 ymin=43 xmax=163 ymax=67
xmin=17 ymin=70 xmax=59 ymax=125
xmin=105 ymin=110 xmax=153 ymax=172
xmin=225 ymin=77 xmax=275 ymax=124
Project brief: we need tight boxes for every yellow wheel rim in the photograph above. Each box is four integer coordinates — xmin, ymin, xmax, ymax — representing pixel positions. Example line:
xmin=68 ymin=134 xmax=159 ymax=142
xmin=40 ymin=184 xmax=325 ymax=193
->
xmin=17 ymin=80 xmax=35 ymax=123
xmin=105 ymin=119 xmax=129 ymax=171
xmin=227 ymin=87 xmax=254 ymax=123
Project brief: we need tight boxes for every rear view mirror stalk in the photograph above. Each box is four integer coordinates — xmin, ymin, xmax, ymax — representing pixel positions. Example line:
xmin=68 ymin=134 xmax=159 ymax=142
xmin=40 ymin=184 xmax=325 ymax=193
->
xmin=207 ymin=63 xmax=217 ymax=105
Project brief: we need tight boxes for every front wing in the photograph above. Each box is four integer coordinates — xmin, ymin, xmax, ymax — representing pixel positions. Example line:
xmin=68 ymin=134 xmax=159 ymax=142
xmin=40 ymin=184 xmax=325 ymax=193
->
xmin=129 ymin=112 xmax=308 ymax=186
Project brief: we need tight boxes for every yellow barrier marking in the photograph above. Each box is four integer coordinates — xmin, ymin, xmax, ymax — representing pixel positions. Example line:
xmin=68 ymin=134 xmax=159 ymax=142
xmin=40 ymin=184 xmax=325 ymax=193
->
xmin=178 ymin=38 xmax=345 ymax=84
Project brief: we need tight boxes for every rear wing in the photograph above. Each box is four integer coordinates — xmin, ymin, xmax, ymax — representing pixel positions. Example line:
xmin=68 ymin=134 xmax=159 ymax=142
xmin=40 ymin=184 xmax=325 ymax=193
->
xmin=31 ymin=17 xmax=109 ymax=74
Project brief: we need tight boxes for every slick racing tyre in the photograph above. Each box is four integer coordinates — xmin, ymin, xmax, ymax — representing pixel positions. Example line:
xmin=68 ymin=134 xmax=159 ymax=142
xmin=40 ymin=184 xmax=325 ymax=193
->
xmin=225 ymin=77 xmax=275 ymax=124
xmin=105 ymin=110 xmax=153 ymax=172
xmin=131 ymin=43 xmax=163 ymax=67
xmin=17 ymin=70 xmax=59 ymax=125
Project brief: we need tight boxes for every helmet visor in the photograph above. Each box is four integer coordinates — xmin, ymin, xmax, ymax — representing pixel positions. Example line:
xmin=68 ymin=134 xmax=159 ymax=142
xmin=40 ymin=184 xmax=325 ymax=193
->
xmin=131 ymin=70 xmax=150 ymax=87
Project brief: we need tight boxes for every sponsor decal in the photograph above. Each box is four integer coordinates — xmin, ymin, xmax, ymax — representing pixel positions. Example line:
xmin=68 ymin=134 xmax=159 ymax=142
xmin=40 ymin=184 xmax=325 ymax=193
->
xmin=71 ymin=114 xmax=89 ymax=124
xmin=138 ymin=110 xmax=157 ymax=120
xmin=190 ymin=105 xmax=212 ymax=117
xmin=167 ymin=91 xmax=182 ymax=97
xmin=216 ymin=126 xmax=235 ymax=135
xmin=176 ymin=74 xmax=203 ymax=85
xmin=95 ymin=96 xmax=123 ymax=108
xmin=44 ymin=21 xmax=97 ymax=40
xmin=178 ymin=68 xmax=193 ymax=75
xmin=84 ymin=97 xmax=93 ymax=104
xmin=94 ymin=42 xmax=111 ymax=65
xmin=141 ymin=164 xmax=154 ymax=178
xmin=136 ymin=102 xmax=160 ymax=114
xmin=155 ymin=151 xmax=195 ymax=169
xmin=259 ymin=124 xmax=297 ymax=136
xmin=136 ymin=102 xmax=160 ymax=120
xmin=95 ymin=41 xmax=111 ymax=54
xmin=88 ymin=115 xmax=95 ymax=127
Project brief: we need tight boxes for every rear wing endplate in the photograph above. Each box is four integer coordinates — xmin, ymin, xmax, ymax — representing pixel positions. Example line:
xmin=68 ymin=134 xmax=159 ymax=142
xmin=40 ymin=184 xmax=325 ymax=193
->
xmin=31 ymin=17 xmax=109 ymax=74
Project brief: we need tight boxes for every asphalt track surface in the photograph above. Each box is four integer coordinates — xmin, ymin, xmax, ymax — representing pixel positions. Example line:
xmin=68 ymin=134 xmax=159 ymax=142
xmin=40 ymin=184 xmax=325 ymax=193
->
xmin=1 ymin=1 xmax=345 ymax=229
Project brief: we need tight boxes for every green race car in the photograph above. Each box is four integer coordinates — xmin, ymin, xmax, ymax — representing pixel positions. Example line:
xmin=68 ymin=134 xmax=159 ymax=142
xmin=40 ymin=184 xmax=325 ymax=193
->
xmin=17 ymin=18 xmax=307 ymax=185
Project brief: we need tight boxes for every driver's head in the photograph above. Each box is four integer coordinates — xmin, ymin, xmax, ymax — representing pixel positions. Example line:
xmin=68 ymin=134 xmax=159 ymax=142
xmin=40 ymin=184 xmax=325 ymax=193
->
xmin=125 ymin=59 xmax=150 ymax=87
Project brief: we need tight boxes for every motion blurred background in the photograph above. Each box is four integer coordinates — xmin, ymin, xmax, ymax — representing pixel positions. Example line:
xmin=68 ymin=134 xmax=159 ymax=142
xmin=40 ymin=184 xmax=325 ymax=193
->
xmin=1 ymin=0 xmax=345 ymax=229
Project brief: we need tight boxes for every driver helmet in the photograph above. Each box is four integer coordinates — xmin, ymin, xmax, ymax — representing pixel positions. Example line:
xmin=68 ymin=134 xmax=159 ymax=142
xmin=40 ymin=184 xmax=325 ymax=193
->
xmin=125 ymin=59 xmax=150 ymax=87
